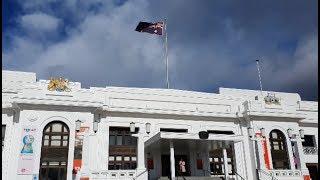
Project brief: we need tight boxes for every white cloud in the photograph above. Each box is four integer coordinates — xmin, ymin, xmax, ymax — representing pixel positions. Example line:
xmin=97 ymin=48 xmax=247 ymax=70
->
xmin=3 ymin=0 xmax=318 ymax=99
xmin=20 ymin=13 xmax=60 ymax=32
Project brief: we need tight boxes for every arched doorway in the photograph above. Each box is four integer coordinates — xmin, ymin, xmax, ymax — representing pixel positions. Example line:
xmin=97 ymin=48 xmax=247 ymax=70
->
xmin=39 ymin=121 xmax=70 ymax=180
xmin=269 ymin=129 xmax=290 ymax=169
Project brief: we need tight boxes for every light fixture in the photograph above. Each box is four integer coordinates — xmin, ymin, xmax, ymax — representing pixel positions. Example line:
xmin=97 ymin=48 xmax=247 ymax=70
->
xmin=130 ymin=122 xmax=135 ymax=133
xmin=199 ymin=131 xmax=209 ymax=139
xmin=299 ymin=129 xmax=304 ymax=139
xmin=93 ymin=121 xmax=98 ymax=133
xmin=248 ymin=127 xmax=254 ymax=138
xmin=76 ymin=120 xmax=81 ymax=132
xmin=260 ymin=128 xmax=266 ymax=138
xmin=146 ymin=123 xmax=151 ymax=134
xmin=287 ymin=128 xmax=293 ymax=139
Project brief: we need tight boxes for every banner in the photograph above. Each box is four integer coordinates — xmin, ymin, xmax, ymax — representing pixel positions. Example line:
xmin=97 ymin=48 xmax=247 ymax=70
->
xmin=73 ymin=127 xmax=89 ymax=175
xmin=17 ymin=126 xmax=37 ymax=174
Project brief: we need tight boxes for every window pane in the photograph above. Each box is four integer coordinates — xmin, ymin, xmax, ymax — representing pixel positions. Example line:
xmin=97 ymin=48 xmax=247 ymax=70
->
xmin=302 ymin=135 xmax=315 ymax=147
xmin=2 ymin=126 xmax=6 ymax=139
xmin=124 ymin=136 xmax=131 ymax=145
xmin=62 ymin=141 xmax=68 ymax=146
xmin=116 ymin=156 xmax=122 ymax=161
xmin=108 ymin=164 xmax=115 ymax=170
xmin=109 ymin=135 xmax=116 ymax=145
xmin=44 ymin=140 xmax=49 ymax=146
xmin=116 ymin=136 xmax=122 ymax=145
xmin=2 ymin=125 xmax=6 ymax=150
xmin=109 ymin=156 xmax=115 ymax=161
xmin=40 ymin=168 xmax=47 ymax=179
xmin=52 ymin=124 xmax=62 ymax=132
xmin=115 ymin=163 xmax=121 ymax=170
xmin=59 ymin=168 xmax=66 ymax=180
xmin=48 ymin=168 xmax=59 ymax=179
xmin=49 ymin=162 xmax=60 ymax=166
xmin=124 ymin=156 xmax=130 ymax=161
xmin=131 ymin=157 xmax=136 ymax=161
xmin=272 ymin=132 xmax=278 ymax=139
xmin=51 ymin=136 xmax=61 ymax=140
xmin=63 ymin=126 xmax=68 ymax=132
xmin=51 ymin=140 xmax=61 ymax=146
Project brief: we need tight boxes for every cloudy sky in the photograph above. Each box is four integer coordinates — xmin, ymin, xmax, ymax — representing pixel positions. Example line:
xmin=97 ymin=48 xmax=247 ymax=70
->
xmin=2 ymin=0 xmax=318 ymax=100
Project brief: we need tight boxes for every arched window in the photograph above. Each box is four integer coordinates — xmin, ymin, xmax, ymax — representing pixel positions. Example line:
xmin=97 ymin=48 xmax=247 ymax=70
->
xmin=269 ymin=129 xmax=290 ymax=169
xmin=39 ymin=121 xmax=70 ymax=180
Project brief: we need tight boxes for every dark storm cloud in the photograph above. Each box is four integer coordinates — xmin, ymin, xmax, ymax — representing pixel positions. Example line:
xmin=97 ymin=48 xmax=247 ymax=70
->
xmin=2 ymin=0 xmax=318 ymax=100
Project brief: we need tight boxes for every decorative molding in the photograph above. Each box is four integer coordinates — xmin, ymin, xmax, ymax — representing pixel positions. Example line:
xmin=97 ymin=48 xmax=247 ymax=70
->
xmin=303 ymin=147 xmax=318 ymax=155
xmin=264 ymin=93 xmax=281 ymax=105
xmin=27 ymin=115 xmax=38 ymax=122
xmin=47 ymin=77 xmax=71 ymax=92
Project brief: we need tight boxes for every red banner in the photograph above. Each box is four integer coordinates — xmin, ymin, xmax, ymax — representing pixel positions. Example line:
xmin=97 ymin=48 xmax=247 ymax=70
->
xmin=196 ymin=159 xmax=203 ymax=170
xmin=256 ymin=133 xmax=271 ymax=170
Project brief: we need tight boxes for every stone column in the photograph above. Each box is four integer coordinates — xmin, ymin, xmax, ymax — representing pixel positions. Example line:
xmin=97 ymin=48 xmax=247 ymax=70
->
xmin=222 ymin=148 xmax=229 ymax=180
xmin=234 ymin=141 xmax=246 ymax=179
xmin=170 ymin=141 xmax=176 ymax=179
xmin=137 ymin=135 xmax=146 ymax=170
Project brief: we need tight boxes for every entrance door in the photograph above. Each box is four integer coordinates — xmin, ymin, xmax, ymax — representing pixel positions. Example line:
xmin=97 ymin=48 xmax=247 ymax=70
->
xmin=39 ymin=122 xmax=70 ymax=180
xmin=306 ymin=163 xmax=318 ymax=180
xmin=161 ymin=155 xmax=190 ymax=178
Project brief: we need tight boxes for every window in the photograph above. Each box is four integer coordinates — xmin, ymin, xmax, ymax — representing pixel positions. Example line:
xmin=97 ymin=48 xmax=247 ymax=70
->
xmin=302 ymin=135 xmax=316 ymax=147
xmin=207 ymin=130 xmax=234 ymax=135
xmin=108 ymin=127 xmax=137 ymax=170
xmin=269 ymin=129 xmax=290 ymax=169
xmin=39 ymin=122 xmax=69 ymax=180
xmin=160 ymin=128 xmax=188 ymax=133
xmin=209 ymin=148 xmax=234 ymax=175
xmin=2 ymin=125 xmax=5 ymax=151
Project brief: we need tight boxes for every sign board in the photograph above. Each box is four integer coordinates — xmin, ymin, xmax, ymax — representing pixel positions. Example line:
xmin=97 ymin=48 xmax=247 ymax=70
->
xmin=17 ymin=127 xmax=38 ymax=174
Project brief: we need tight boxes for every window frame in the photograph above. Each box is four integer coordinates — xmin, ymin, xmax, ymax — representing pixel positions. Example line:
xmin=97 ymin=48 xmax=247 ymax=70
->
xmin=39 ymin=121 xmax=70 ymax=180
xmin=302 ymin=135 xmax=316 ymax=147
xmin=269 ymin=129 xmax=290 ymax=169
xmin=108 ymin=127 xmax=137 ymax=170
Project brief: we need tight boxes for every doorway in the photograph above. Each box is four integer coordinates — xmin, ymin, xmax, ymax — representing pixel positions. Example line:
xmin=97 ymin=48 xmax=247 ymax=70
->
xmin=306 ymin=163 xmax=318 ymax=180
xmin=161 ymin=155 xmax=190 ymax=178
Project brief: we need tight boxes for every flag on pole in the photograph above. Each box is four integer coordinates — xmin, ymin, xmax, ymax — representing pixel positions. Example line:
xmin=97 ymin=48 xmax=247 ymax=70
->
xmin=135 ymin=21 xmax=164 ymax=35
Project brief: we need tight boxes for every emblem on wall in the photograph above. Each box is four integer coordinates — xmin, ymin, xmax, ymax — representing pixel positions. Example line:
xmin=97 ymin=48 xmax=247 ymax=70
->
xmin=47 ymin=77 xmax=71 ymax=92
xmin=264 ymin=93 xmax=280 ymax=105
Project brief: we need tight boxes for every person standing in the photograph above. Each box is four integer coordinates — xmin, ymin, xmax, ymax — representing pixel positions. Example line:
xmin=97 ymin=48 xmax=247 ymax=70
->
xmin=179 ymin=158 xmax=186 ymax=176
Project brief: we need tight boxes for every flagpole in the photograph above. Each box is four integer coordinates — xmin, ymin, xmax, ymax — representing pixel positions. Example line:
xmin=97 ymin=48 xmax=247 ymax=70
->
xmin=256 ymin=59 xmax=263 ymax=96
xmin=164 ymin=19 xmax=169 ymax=89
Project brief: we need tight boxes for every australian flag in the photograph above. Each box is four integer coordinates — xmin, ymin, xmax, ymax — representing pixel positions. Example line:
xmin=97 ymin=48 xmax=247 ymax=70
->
xmin=135 ymin=21 xmax=164 ymax=35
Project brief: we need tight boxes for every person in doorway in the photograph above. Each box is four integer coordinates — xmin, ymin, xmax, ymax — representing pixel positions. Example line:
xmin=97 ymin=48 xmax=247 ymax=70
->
xmin=179 ymin=158 xmax=186 ymax=176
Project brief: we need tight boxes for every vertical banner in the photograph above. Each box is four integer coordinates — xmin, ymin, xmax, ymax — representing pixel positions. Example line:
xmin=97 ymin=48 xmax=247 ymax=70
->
xmin=256 ymin=133 xmax=271 ymax=170
xmin=17 ymin=126 xmax=37 ymax=174
xmin=73 ymin=127 xmax=89 ymax=175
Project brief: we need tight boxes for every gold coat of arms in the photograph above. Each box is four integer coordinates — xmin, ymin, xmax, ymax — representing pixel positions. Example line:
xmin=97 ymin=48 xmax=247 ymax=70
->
xmin=47 ymin=77 xmax=71 ymax=92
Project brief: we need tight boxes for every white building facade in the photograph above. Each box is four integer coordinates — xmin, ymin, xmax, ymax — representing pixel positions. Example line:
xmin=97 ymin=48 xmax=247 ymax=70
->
xmin=2 ymin=70 xmax=318 ymax=180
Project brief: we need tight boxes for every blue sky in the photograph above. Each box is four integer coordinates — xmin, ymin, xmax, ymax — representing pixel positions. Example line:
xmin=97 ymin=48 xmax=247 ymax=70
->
xmin=2 ymin=0 xmax=318 ymax=100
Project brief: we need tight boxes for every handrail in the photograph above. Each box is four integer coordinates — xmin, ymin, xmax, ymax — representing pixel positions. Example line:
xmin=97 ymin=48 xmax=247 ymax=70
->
xmin=132 ymin=169 xmax=148 ymax=180
xmin=233 ymin=171 xmax=245 ymax=180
